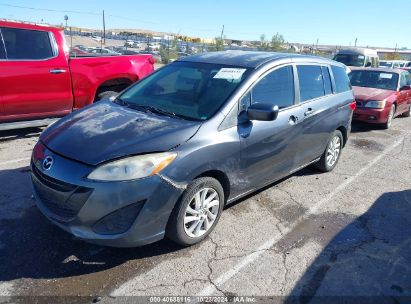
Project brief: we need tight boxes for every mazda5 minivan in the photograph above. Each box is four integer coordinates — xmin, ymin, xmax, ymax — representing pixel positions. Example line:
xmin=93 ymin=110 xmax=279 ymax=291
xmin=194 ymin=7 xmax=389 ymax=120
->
xmin=31 ymin=51 xmax=355 ymax=247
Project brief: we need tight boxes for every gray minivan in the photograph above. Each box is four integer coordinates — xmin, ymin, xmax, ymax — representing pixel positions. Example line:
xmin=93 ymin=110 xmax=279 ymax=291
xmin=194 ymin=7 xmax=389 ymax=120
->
xmin=31 ymin=51 xmax=355 ymax=247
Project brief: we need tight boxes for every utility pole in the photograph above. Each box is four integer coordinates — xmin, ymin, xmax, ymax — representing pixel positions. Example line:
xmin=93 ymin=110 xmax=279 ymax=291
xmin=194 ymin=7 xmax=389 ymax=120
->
xmin=102 ymin=10 xmax=106 ymax=45
xmin=220 ymin=24 xmax=225 ymax=51
xmin=354 ymin=38 xmax=358 ymax=47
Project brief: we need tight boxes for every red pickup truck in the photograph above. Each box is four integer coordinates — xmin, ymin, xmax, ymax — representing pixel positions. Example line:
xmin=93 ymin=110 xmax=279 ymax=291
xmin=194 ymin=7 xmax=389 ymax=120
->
xmin=0 ymin=20 xmax=154 ymax=130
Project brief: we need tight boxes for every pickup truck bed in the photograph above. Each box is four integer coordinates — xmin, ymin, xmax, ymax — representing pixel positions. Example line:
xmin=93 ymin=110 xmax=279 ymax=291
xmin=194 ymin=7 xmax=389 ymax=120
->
xmin=0 ymin=20 xmax=154 ymax=130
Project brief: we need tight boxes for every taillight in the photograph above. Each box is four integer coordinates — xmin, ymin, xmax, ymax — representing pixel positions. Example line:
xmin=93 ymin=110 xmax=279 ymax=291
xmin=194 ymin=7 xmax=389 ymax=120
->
xmin=148 ymin=56 xmax=155 ymax=65
xmin=349 ymin=101 xmax=356 ymax=111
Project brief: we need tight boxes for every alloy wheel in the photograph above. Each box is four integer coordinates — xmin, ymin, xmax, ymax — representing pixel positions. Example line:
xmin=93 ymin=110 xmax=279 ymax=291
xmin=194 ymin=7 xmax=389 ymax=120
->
xmin=387 ymin=106 xmax=395 ymax=128
xmin=184 ymin=188 xmax=220 ymax=238
xmin=326 ymin=136 xmax=341 ymax=167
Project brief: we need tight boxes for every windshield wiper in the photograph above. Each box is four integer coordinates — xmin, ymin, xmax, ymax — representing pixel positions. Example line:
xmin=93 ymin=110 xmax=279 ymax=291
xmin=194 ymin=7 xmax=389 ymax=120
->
xmin=114 ymin=97 xmax=129 ymax=107
xmin=127 ymin=104 xmax=186 ymax=120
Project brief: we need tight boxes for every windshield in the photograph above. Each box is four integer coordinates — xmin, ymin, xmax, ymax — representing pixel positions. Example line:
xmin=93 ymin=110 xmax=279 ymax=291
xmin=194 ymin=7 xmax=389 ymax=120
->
xmin=334 ymin=54 xmax=366 ymax=67
xmin=118 ymin=62 xmax=250 ymax=121
xmin=349 ymin=70 xmax=399 ymax=91
xmin=379 ymin=61 xmax=392 ymax=68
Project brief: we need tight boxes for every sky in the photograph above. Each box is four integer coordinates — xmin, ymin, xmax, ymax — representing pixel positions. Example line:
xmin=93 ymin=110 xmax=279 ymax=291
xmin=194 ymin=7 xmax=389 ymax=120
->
xmin=0 ymin=0 xmax=409 ymax=48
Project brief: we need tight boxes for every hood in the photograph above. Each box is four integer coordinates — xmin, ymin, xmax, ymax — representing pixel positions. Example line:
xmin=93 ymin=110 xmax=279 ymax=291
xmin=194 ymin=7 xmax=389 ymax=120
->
xmin=353 ymin=86 xmax=396 ymax=101
xmin=40 ymin=101 xmax=201 ymax=165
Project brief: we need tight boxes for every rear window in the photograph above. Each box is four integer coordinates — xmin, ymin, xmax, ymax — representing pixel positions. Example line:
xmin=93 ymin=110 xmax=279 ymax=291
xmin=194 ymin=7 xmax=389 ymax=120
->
xmin=331 ymin=66 xmax=352 ymax=93
xmin=1 ymin=27 xmax=54 ymax=60
xmin=297 ymin=65 xmax=325 ymax=102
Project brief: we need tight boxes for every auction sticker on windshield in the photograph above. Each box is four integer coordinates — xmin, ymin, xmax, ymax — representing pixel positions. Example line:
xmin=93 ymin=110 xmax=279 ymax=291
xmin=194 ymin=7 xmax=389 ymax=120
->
xmin=380 ymin=73 xmax=393 ymax=79
xmin=214 ymin=68 xmax=247 ymax=80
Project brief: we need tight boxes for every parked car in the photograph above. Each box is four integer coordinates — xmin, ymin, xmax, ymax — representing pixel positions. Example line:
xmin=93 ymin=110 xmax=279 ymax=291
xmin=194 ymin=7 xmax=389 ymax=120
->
xmin=379 ymin=60 xmax=402 ymax=69
xmin=0 ymin=20 xmax=155 ymax=130
xmin=140 ymin=50 xmax=162 ymax=63
xmin=31 ymin=51 xmax=356 ymax=247
xmin=333 ymin=48 xmax=379 ymax=68
xmin=349 ymin=68 xmax=411 ymax=128
xmin=88 ymin=47 xmax=121 ymax=56
xmin=124 ymin=39 xmax=134 ymax=47
xmin=69 ymin=47 xmax=90 ymax=57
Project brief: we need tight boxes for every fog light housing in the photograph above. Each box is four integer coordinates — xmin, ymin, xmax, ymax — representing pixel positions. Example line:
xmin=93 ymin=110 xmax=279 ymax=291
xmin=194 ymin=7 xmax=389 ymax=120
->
xmin=93 ymin=201 xmax=145 ymax=235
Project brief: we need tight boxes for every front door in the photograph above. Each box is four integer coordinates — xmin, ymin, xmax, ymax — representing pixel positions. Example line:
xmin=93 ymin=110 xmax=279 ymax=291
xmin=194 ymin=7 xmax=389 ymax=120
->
xmin=0 ymin=27 xmax=73 ymax=122
xmin=238 ymin=65 xmax=305 ymax=190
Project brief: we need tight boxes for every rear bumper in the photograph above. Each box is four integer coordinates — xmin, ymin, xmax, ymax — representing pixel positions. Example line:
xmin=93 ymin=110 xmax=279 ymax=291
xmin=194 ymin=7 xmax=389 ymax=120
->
xmin=353 ymin=107 xmax=390 ymax=124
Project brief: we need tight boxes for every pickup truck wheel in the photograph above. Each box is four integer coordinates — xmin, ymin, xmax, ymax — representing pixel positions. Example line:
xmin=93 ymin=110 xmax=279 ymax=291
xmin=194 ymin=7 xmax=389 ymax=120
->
xmin=96 ymin=91 xmax=118 ymax=102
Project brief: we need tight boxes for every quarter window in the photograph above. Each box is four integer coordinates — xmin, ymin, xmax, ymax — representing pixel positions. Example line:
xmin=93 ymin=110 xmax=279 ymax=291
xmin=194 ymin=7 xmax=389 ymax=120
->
xmin=297 ymin=65 xmax=325 ymax=102
xmin=250 ymin=66 xmax=295 ymax=109
xmin=331 ymin=65 xmax=352 ymax=93
xmin=1 ymin=27 xmax=54 ymax=60
xmin=322 ymin=66 xmax=333 ymax=95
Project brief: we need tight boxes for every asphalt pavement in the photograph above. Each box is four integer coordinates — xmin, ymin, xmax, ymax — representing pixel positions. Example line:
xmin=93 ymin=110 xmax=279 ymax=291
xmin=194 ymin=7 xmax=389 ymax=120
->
xmin=0 ymin=116 xmax=410 ymax=303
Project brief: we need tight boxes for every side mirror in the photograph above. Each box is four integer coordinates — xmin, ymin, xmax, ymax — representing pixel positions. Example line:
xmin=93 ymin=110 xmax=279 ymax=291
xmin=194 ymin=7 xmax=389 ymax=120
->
xmin=247 ymin=103 xmax=279 ymax=121
xmin=400 ymin=85 xmax=411 ymax=91
xmin=365 ymin=62 xmax=372 ymax=67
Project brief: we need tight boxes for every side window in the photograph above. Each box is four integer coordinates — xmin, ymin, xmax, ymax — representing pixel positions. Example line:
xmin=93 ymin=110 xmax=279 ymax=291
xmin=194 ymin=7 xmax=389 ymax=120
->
xmin=331 ymin=65 xmax=352 ymax=93
xmin=0 ymin=29 xmax=6 ymax=59
xmin=322 ymin=66 xmax=333 ymax=95
xmin=1 ymin=27 xmax=54 ymax=60
xmin=400 ymin=73 xmax=408 ymax=87
xmin=297 ymin=65 xmax=325 ymax=102
xmin=405 ymin=72 xmax=411 ymax=85
xmin=251 ymin=66 xmax=295 ymax=109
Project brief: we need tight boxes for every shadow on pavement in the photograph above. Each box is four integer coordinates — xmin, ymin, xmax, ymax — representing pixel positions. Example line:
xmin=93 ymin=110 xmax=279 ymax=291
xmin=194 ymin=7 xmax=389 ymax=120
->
xmin=0 ymin=166 xmax=184 ymax=283
xmin=286 ymin=189 xmax=411 ymax=303
xmin=0 ymin=127 xmax=43 ymax=142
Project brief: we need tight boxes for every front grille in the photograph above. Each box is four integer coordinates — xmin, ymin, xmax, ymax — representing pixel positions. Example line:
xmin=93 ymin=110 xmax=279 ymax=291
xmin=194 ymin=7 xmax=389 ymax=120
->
xmin=32 ymin=164 xmax=93 ymax=222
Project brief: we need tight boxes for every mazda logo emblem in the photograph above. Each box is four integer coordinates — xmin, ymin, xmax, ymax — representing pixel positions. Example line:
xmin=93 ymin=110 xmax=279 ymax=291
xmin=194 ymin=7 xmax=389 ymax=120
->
xmin=42 ymin=156 xmax=54 ymax=171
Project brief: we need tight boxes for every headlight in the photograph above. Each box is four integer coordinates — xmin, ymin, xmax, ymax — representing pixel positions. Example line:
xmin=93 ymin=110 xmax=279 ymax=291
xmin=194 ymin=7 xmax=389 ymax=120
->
xmin=87 ymin=152 xmax=177 ymax=181
xmin=365 ymin=100 xmax=386 ymax=109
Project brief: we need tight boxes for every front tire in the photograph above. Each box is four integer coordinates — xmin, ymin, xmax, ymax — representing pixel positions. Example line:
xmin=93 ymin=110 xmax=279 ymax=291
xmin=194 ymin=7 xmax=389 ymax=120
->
xmin=403 ymin=105 xmax=411 ymax=117
xmin=314 ymin=130 xmax=343 ymax=172
xmin=166 ymin=177 xmax=224 ymax=246
xmin=383 ymin=104 xmax=395 ymax=129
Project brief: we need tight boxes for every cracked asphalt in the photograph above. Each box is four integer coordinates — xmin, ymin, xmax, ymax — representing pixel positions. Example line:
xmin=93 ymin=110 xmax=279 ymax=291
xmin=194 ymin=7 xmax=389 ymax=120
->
xmin=0 ymin=115 xmax=410 ymax=303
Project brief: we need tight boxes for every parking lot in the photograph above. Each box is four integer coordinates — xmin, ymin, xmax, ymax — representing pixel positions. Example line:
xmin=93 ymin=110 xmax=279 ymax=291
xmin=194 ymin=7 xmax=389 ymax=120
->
xmin=0 ymin=115 xmax=410 ymax=302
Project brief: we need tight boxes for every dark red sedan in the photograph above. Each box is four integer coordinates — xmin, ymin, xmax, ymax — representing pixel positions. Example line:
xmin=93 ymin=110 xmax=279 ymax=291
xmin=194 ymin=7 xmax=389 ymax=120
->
xmin=349 ymin=68 xmax=411 ymax=128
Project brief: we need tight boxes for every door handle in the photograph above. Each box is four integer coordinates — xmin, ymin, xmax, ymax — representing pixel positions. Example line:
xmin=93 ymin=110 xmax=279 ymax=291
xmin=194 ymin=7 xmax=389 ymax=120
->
xmin=304 ymin=108 xmax=314 ymax=117
xmin=288 ymin=115 xmax=299 ymax=125
xmin=50 ymin=69 xmax=67 ymax=74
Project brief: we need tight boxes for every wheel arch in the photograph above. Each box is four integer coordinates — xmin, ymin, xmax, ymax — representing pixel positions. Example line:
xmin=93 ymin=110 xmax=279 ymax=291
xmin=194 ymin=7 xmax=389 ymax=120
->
xmin=94 ymin=77 xmax=135 ymax=101
xmin=336 ymin=126 xmax=348 ymax=147
xmin=195 ymin=170 xmax=231 ymax=204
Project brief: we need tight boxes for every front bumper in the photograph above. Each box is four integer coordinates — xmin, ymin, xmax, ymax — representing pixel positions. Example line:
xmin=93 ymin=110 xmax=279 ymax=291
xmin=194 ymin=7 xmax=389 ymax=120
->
xmin=31 ymin=147 xmax=185 ymax=247
xmin=353 ymin=107 xmax=390 ymax=124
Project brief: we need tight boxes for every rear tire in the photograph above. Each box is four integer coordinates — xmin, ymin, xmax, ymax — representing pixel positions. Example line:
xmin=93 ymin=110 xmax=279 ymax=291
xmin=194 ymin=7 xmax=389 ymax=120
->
xmin=313 ymin=130 xmax=343 ymax=172
xmin=166 ymin=177 xmax=224 ymax=246
xmin=383 ymin=104 xmax=395 ymax=129
xmin=95 ymin=91 xmax=118 ymax=102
